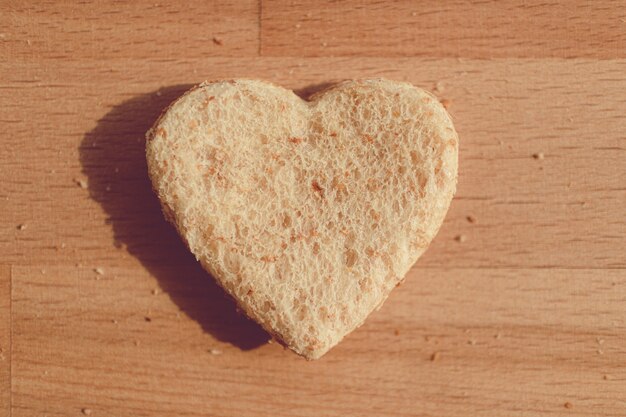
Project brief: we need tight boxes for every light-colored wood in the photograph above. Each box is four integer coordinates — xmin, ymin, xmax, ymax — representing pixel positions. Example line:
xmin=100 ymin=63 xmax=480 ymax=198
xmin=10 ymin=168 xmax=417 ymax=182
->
xmin=1 ymin=0 xmax=259 ymax=60
xmin=11 ymin=266 xmax=626 ymax=416
xmin=2 ymin=58 xmax=625 ymax=268
xmin=2 ymin=1 xmax=626 ymax=416
xmin=261 ymin=0 xmax=626 ymax=58
xmin=0 ymin=266 xmax=10 ymax=417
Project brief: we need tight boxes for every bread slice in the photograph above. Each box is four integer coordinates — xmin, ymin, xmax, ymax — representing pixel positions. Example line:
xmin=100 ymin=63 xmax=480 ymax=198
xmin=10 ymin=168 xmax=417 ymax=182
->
xmin=146 ymin=79 xmax=458 ymax=359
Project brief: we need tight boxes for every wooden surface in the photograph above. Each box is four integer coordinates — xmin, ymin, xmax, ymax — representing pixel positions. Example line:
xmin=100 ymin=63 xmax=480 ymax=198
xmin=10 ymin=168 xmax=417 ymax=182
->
xmin=1 ymin=1 xmax=626 ymax=416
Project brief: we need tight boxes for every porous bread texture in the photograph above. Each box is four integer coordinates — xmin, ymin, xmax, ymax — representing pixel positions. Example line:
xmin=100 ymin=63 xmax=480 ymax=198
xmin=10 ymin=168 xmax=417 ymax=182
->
xmin=146 ymin=79 xmax=458 ymax=359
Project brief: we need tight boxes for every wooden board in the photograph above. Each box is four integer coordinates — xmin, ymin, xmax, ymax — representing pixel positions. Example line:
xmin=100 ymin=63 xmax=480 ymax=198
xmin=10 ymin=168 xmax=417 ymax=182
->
xmin=262 ymin=0 xmax=626 ymax=58
xmin=0 ymin=266 xmax=10 ymax=416
xmin=2 ymin=1 xmax=626 ymax=416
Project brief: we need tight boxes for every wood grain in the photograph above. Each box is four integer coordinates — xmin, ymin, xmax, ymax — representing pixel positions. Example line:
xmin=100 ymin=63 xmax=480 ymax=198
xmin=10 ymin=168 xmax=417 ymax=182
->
xmin=0 ymin=266 xmax=10 ymax=417
xmin=1 ymin=0 xmax=259 ymax=60
xmin=261 ymin=0 xmax=626 ymax=58
xmin=11 ymin=266 xmax=626 ymax=417
xmin=2 ymin=1 xmax=626 ymax=416
xmin=2 ymin=58 xmax=625 ymax=269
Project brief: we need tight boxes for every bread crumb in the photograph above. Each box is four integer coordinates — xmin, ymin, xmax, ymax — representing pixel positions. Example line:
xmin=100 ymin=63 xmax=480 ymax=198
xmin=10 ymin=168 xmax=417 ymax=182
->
xmin=532 ymin=152 xmax=545 ymax=160
xmin=74 ymin=178 xmax=88 ymax=188
xmin=411 ymin=11 xmax=417 ymax=16
xmin=564 ymin=402 xmax=573 ymax=409
xmin=495 ymin=332 xmax=502 ymax=339
xmin=596 ymin=337 xmax=605 ymax=345
xmin=155 ymin=90 xmax=162 ymax=97
xmin=209 ymin=348 xmax=223 ymax=355
xmin=134 ymin=340 xmax=140 ymax=346
xmin=151 ymin=288 xmax=160 ymax=295
xmin=430 ymin=352 xmax=440 ymax=361
xmin=267 ymin=339 xmax=274 ymax=344
xmin=466 ymin=215 xmax=476 ymax=223
xmin=295 ymin=23 xmax=301 ymax=29
xmin=111 ymin=319 xmax=118 ymax=324
xmin=603 ymin=374 xmax=610 ymax=380
xmin=433 ymin=81 xmax=445 ymax=94
xmin=26 ymin=39 xmax=31 ymax=46
xmin=440 ymin=98 xmax=451 ymax=109
xmin=321 ymin=41 xmax=328 ymax=47
xmin=144 ymin=316 xmax=152 ymax=322
xmin=467 ymin=339 xmax=476 ymax=345
xmin=597 ymin=348 xmax=604 ymax=355
xmin=311 ymin=180 xmax=324 ymax=197
xmin=94 ymin=267 xmax=104 ymax=276
xmin=60 ymin=242 xmax=66 ymax=249
xmin=82 ymin=408 xmax=92 ymax=415
xmin=40 ymin=269 xmax=46 ymax=275
xmin=17 ymin=224 xmax=26 ymax=231
xmin=212 ymin=37 xmax=223 ymax=46
xmin=454 ymin=234 xmax=467 ymax=243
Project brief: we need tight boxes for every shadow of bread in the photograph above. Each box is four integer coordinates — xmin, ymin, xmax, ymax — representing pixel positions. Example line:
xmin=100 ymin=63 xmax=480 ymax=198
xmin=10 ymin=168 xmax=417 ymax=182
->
xmin=80 ymin=84 xmax=271 ymax=350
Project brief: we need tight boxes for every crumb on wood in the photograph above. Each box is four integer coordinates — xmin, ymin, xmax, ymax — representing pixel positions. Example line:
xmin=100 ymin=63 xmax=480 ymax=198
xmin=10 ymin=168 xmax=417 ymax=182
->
xmin=596 ymin=337 xmax=605 ymax=345
xmin=209 ymin=348 xmax=223 ymax=355
xmin=74 ymin=178 xmax=88 ymax=188
xmin=467 ymin=339 xmax=476 ymax=345
xmin=151 ymin=288 xmax=159 ymax=295
xmin=430 ymin=352 xmax=440 ymax=361
xmin=466 ymin=215 xmax=476 ymax=223
xmin=112 ymin=319 xmax=118 ymax=324
xmin=295 ymin=23 xmax=301 ymax=29
xmin=440 ymin=98 xmax=451 ymax=109
xmin=267 ymin=339 xmax=274 ymax=344
xmin=94 ymin=267 xmax=104 ymax=276
xmin=454 ymin=234 xmax=467 ymax=243
xmin=433 ymin=81 xmax=445 ymax=93
xmin=532 ymin=152 xmax=545 ymax=160
xmin=495 ymin=332 xmax=502 ymax=339
xmin=81 ymin=408 xmax=92 ymax=415
xmin=212 ymin=36 xmax=223 ymax=46
xmin=321 ymin=41 xmax=328 ymax=47
xmin=134 ymin=340 xmax=140 ymax=346
xmin=144 ymin=316 xmax=152 ymax=322
xmin=603 ymin=374 xmax=610 ymax=380
xmin=17 ymin=223 xmax=26 ymax=231
xmin=597 ymin=348 xmax=604 ymax=355
xmin=40 ymin=269 xmax=46 ymax=275
xmin=411 ymin=11 xmax=417 ymax=16
xmin=564 ymin=402 xmax=573 ymax=409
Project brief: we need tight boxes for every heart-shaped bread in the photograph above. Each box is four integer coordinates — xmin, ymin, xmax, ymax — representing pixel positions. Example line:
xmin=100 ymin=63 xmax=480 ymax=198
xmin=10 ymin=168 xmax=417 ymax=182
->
xmin=146 ymin=79 xmax=458 ymax=359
